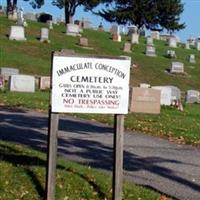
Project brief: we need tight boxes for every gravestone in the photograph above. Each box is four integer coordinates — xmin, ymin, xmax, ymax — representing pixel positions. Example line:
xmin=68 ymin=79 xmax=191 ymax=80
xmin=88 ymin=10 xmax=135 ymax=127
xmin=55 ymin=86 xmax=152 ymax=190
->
xmin=185 ymin=42 xmax=190 ymax=49
xmin=186 ymin=90 xmax=200 ymax=103
xmin=127 ymin=26 xmax=138 ymax=37
xmin=79 ymin=37 xmax=88 ymax=47
xmin=110 ymin=25 xmax=118 ymax=35
xmin=169 ymin=37 xmax=177 ymax=48
xmin=40 ymin=28 xmax=50 ymax=43
xmin=167 ymin=50 xmax=176 ymax=58
xmin=131 ymin=33 xmax=139 ymax=44
xmin=146 ymin=45 xmax=156 ymax=56
xmin=112 ymin=33 xmax=121 ymax=42
xmin=129 ymin=87 xmax=161 ymax=114
xmin=9 ymin=75 xmax=35 ymax=92
xmin=196 ymin=41 xmax=200 ymax=51
xmin=9 ymin=26 xmax=26 ymax=41
xmin=0 ymin=67 xmax=19 ymax=81
xmin=66 ymin=24 xmax=81 ymax=36
xmin=24 ymin=12 xmax=37 ymax=21
xmin=189 ymin=54 xmax=196 ymax=63
xmin=47 ymin=20 xmax=53 ymax=29
xmin=152 ymin=86 xmax=172 ymax=106
xmin=140 ymin=83 xmax=151 ymax=88
xmin=82 ymin=20 xmax=92 ymax=29
xmin=39 ymin=76 xmax=50 ymax=90
xmin=151 ymin=31 xmax=160 ymax=40
xmin=0 ymin=76 xmax=5 ymax=90
xmin=171 ymin=62 xmax=184 ymax=73
xmin=146 ymin=37 xmax=153 ymax=45
xmin=167 ymin=86 xmax=181 ymax=102
xmin=123 ymin=42 xmax=131 ymax=53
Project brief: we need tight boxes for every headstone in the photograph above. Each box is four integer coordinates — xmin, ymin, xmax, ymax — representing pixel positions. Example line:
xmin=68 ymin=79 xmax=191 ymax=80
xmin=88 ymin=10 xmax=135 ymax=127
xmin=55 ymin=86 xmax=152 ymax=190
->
xmin=110 ymin=25 xmax=118 ymax=34
xmin=123 ymin=42 xmax=131 ymax=53
xmin=0 ymin=67 xmax=19 ymax=81
xmin=82 ymin=20 xmax=92 ymax=29
xmin=128 ymin=26 xmax=138 ymax=37
xmin=186 ymin=90 xmax=200 ymax=103
xmin=167 ymin=86 xmax=181 ymax=102
xmin=0 ymin=76 xmax=5 ymax=90
xmin=171 ymin=62 xmax=184 ymax=73
xmin=140 ymin=83 xmax=151 ymax=88
xmin=98 ymin=22 xmax=104 ymax=32
xmin=152 ymin=86 xmax=172 ymax=106
xmin=9 ymin=26 xmax=27 ymax=41
xmin=151 ymin=31 xmax=160 ymax=40
xmin=39 ymin=76 xmax=50 ymax=90
xmin=131 ymin=33 xmax=139 ymax=44
xmin=189 ymin=54 xmax=196 ymax=63
xmin=79 ymin=37 xmax=88 ymax=47
xmin=146 ymin=37 xmax=154 ymax=45
xmin=196 ymin=41 xmax=200 ymax=51
xmin=129 ymin=87 xmax=161 ymax=114
xmin=24 ymin=12 xmax=37 ymax=21
xmin=40 ymin=28 xmax=50 ymax=43
xmin=66 ymin=24 xmax=81 ymax=37
xmin=185 ymin=42 xmax=190 ymax=49
xmin=47 ymin=20 xmax=53 ymax=29
xmin=167 ymin=50 xmax=176 ymax=58
xmin=169 ymin=37 xmax=177 ymax=48
xmin=9 ymin=75 xmax=35 ymax=92
xmin=146 ymin=45 xmax=156 ymax=56
xmin=112 ymin=33 xmax=121 ymax=42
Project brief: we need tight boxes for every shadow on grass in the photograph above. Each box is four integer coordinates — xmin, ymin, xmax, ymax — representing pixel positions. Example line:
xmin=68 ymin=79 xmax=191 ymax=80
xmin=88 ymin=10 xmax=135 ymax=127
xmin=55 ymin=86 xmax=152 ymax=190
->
xmin=0 ymin=106 xmax=200 ymax=199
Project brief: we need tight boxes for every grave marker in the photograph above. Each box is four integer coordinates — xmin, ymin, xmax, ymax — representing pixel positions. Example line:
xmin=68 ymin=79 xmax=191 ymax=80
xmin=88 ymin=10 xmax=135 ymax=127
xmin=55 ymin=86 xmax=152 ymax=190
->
xmin=129 ymin=87 xmax=161 ymax=114
xmin=151 ymin=31 xmax=160 ymax=40
xmin=66 ymin=24 xmax=81 ymax=36
xmin=169 ymin=37 xmax=177 ymax=48
xmin=123 ymin=42 xmax=131 ymax=53
xmin=0 ymin=76 xmax=5 ymax=90
xmin=79 ymin=37 xmax=89 ymax=47
xmin=146 ymin=45 xmax=156 ymax=56
xmin=189 ymin=54 xmax=196 ymax=63
xmin=131 ymin=33 xmax=139 ymax=44
xmin=9 ymin=75 xmax=35 ymax=92
xmin=40 ymin=28 xmax=50 ymax=43
xmin=186 ymin=90 xmax=200 ymax=103
xmin=9 ymin=26 xmax=26 ymax=41
xmin=39 ymin=76 xmax=50 ymax=90
xmin=171 ymin=62 xmax=184 ymax=73
xmin=0 ymin=67 xmax=19 ymax=80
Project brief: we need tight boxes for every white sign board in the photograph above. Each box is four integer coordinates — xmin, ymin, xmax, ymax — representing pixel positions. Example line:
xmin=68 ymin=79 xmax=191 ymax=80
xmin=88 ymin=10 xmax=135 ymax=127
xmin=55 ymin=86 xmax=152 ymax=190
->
xmin=51 ymin=55 xmax=131 ymax=114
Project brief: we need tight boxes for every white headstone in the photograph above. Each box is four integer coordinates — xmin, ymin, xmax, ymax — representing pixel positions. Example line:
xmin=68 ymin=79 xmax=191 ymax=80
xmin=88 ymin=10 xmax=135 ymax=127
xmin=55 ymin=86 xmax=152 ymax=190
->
xmin=131 ymin=33 xmax=139 ymax=44
xmin=9 ymin=75 xmax=35 ymax=92
xmin=47 ymin=20 xmax=53 ymax=29
xmin=39 ymin=76 xmax=50 ymax=90
xmin=189 ymin=54 xmax=196 ymax=63
xmin=185 ymin=42 xmax=190 ymax=49
xmin=151 ymin=31 xmax=160 ymax=40
xmin=140 ymin=83 xmax=151 ymax=88
xmin=167 ymin=50 xmax=176 ymax=58
xmin=66 ymin=24 xmax=80 ymax=36
xmin=146 ymin=45 xmax=156 ymax=56
xmin=40 ymin=28 xmax=50 ymax=43
xmin=0 ymin=67 xmax=19 ymax=80
xmin=147 ymin=37 xmax=154 ymax=45
xmin=171 ymin=62 xmax=184 ymax=73
xmin=196 ymin=41 xmax=200 ymax=51
xmin=152 ymin=86 xmax=172 ymax=106
xmin=9 ymin=26 xmax=26 ymax=41
xmin=169 ymin=37 xmax=177 ymax=48
xmin=186 ymin=90 xmax=200 ymax=103
xmin=166 ymin=86 xmax=181 ymax=102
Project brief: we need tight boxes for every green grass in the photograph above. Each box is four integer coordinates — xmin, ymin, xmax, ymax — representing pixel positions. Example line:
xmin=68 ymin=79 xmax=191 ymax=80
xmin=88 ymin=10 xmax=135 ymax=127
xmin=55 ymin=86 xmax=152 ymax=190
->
xmin=0 ymin=140 xmax=165 ymax=200
xmin=0 ymin=15 xmax=200 ymax=146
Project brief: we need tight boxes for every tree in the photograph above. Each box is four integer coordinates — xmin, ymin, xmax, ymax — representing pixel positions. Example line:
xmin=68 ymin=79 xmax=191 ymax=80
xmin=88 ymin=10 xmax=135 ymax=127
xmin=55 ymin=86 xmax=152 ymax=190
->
xmin=6 ymin=0 xmax=18 ymax=18
xmin=25 ymin=0 xmax=112 ymax=24
xmin=98 ymin=0 xmax=185 ymax=32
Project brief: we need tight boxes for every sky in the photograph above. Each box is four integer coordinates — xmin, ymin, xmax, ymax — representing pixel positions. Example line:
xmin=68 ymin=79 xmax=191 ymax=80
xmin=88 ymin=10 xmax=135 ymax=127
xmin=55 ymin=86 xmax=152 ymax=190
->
xmin=1 ymin=0 xmax=200 ymax=42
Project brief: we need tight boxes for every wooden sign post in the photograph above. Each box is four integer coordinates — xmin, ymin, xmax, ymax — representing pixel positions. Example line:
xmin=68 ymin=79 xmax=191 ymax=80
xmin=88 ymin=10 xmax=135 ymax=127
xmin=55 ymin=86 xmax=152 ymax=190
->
xmin=45 ymin=51 xmax=131 ymax=200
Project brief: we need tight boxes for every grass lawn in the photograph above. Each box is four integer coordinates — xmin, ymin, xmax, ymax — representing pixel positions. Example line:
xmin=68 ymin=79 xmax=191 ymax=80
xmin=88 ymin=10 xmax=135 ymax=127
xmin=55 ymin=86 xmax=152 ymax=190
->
xmin=0 ymin=139 xmax=167 ymax=200
xmin=0 ymin=15 xmax=200 ymax=147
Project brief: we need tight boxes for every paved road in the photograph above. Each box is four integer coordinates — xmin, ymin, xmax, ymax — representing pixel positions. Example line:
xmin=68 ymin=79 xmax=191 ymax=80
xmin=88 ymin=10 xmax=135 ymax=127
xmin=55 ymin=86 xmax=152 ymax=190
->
xmin=0 ymin=107 xmax=200 ymax=200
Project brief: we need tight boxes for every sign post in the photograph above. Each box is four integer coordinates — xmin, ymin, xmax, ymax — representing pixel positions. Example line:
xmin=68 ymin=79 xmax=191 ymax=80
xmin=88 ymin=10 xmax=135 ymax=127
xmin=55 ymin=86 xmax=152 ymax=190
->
xmin=45 ymin=51 xmax=131 ymax=200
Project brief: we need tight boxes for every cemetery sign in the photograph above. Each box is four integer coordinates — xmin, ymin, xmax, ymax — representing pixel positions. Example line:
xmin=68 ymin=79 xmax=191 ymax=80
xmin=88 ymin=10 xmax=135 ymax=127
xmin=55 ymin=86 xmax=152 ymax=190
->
xmin=51 ymin=54 xmax=131 ymax=114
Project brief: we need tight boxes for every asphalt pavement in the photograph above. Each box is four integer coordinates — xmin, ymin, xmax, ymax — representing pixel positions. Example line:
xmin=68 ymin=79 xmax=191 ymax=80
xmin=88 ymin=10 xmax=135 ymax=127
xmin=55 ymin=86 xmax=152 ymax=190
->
xmin=0 ymin=107 xmax=200 ymax=200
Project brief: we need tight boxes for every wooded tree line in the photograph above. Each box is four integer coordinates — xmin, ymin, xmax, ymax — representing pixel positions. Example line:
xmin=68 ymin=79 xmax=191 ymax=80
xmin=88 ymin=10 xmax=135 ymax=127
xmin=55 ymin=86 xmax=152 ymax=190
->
xmin=6 ymin=0 xmax=185 ymax=32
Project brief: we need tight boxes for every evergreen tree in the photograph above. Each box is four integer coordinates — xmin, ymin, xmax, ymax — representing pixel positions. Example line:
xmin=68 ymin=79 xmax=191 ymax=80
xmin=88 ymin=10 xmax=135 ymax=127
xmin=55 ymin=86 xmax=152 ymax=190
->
xmin=98 ymin=0 xmax=185 ymax=32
